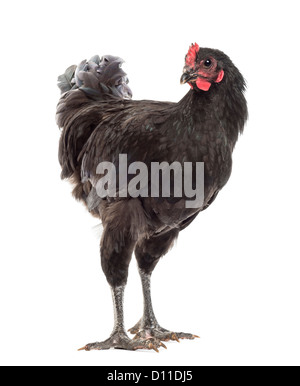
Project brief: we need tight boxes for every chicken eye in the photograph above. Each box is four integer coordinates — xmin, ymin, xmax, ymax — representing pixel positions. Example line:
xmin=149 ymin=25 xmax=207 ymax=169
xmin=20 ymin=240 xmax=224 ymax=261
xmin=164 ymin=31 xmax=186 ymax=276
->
xmin=204 ymin=59 xmax=212 ymax=67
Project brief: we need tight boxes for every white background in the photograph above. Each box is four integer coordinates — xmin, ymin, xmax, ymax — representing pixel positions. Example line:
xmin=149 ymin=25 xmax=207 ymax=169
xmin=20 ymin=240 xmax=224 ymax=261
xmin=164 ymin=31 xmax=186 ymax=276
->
xmin=0 ymin=0 xmax=299 ymax=366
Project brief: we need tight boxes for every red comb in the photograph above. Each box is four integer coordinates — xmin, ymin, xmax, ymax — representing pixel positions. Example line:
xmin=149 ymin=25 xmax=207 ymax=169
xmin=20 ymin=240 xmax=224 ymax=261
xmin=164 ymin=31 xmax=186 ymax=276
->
xmin=185 ymin=43 xmax=200 ymax=67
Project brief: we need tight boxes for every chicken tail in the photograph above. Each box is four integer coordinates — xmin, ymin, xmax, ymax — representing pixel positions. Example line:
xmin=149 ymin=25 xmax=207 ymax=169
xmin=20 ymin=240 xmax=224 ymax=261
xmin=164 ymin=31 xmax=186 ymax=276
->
xmin=57 ymin=55 xmax=132 ymax=100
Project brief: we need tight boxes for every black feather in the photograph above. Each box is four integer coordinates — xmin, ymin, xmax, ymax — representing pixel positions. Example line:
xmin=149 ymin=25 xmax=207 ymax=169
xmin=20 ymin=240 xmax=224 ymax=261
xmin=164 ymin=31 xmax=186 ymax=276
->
xmin=56 ymin=48 xmax=248 ymax=350
xmin=57 ymin=65 xmax=76 ymax=94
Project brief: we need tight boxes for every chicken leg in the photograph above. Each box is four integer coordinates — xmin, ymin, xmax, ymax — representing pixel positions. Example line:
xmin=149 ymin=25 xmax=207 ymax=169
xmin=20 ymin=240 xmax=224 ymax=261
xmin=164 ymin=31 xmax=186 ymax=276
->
xmin=78 ymin=200 xmax=165 ymax=352
xmin=79 ymin=284 xmax=164 ymax=352
xmin=128 ymin=230 xmax=199 ymax=342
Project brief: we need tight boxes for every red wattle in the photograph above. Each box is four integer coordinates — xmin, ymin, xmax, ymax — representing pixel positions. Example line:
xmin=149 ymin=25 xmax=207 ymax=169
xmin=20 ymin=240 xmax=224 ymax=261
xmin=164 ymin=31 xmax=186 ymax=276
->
xmin=196 ymin=78 xmax=211 ymax=91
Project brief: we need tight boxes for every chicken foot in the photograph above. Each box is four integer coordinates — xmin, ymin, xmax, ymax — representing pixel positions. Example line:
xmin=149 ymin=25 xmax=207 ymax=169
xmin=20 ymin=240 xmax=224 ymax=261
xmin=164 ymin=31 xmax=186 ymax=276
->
xmin=78 ymin=285 xmax=165 ymax=352
xmin=128 ymin=269 xmax=199 ymax=342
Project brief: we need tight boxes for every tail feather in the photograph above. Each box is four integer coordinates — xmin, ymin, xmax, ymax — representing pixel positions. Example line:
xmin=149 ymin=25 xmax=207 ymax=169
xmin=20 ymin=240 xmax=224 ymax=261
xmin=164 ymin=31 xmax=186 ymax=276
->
xmin=57 ymin=54 xmax=132 ymax=99
xmin=57 ymin=53 xmax=132 ymax=186
xmin=57 ymin=65 xmax=77 ymax=94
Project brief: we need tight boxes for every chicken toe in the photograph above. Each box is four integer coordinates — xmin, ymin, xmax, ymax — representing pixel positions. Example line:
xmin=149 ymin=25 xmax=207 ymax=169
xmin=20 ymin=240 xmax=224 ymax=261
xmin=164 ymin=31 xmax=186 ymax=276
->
xmin=78 ymin=332 xmax=163 ymax=352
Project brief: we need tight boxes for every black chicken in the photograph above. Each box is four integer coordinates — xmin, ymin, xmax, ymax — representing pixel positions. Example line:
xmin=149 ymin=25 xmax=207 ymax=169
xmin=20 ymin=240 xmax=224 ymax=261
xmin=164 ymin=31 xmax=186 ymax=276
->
xmin=56 ymin=43 xmax=247 ymax=352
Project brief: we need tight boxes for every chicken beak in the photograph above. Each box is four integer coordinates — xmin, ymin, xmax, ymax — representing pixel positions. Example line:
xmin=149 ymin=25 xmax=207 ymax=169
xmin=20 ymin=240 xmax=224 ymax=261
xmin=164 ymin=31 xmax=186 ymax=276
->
xmin=180 ymin=72 xmax=197 ymax=84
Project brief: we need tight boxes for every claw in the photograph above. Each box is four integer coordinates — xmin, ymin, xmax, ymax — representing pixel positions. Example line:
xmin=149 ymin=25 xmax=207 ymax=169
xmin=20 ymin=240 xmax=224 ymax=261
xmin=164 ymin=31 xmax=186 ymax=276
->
xmin=193 ymin=334 xmax=200 ymax=339
xmin=128 ymin=328 xmax=138 ymax=334
xmin=148 ymin=342 xmax=159 ymax=353
xmin=78 ymin=345 xmax=88 ymax=351
xmin=160 ymin=342 xmax=167 ymax=349
xmin=171 ymin=333 xmax=180 ymax=342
